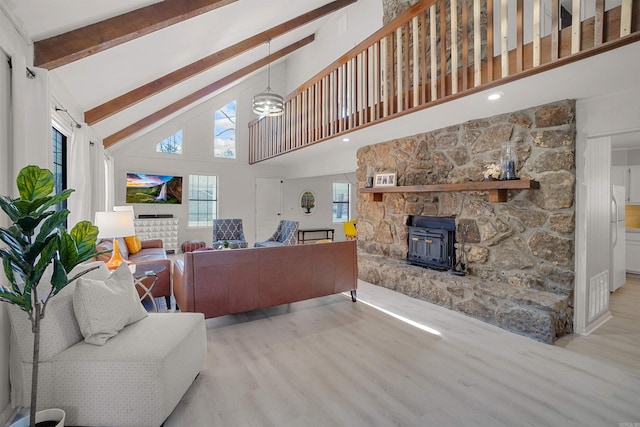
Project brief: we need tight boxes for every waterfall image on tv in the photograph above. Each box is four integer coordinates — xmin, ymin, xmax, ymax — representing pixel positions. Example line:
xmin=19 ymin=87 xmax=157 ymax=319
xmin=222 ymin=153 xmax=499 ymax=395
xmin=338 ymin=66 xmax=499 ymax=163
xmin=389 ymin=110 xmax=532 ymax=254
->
xmin=126 ymin=173 xmax=183 ymax=204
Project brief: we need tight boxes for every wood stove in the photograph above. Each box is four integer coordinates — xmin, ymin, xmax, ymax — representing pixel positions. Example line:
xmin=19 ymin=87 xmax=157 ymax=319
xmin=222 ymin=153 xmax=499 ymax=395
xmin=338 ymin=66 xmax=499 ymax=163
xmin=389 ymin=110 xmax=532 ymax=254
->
xmin=407 ymin=216 xmax=456 ymax=270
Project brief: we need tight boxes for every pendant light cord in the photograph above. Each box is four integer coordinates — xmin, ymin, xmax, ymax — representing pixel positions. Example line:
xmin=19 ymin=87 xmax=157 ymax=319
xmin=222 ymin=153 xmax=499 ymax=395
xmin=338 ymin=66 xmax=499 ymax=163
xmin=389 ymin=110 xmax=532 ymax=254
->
xmin=267 ymin=39 xmax=272 ymax=91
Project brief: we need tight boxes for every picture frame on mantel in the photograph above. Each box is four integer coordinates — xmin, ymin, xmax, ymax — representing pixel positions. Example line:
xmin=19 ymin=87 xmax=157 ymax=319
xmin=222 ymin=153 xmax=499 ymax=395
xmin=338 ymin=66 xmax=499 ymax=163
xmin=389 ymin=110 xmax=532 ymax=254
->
xmin=374 ymin=172 xmax=397 ymax=187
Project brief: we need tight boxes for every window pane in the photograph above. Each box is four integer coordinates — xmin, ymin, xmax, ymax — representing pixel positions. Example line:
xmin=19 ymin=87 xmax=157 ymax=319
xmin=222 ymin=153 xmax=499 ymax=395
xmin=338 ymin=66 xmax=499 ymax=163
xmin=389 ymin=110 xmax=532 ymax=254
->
xmin=332 ymin=183 xmax=350 ymax=223
xmin=188 ymin=175 xmax=218 ymax=227
xmin=214 ymin=100 xmax=236 ymax=159
xmin=52 ymin=127 xmax=67 ymax=214
xmin=156 ymin=130 xmax=183 ymax=154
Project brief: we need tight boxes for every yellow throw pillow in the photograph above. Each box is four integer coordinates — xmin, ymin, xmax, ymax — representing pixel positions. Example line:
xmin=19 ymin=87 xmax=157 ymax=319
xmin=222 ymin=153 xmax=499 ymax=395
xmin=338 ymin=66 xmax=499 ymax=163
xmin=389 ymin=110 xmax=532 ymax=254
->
xmin=124 ymin=236 xmax=142 ymax=254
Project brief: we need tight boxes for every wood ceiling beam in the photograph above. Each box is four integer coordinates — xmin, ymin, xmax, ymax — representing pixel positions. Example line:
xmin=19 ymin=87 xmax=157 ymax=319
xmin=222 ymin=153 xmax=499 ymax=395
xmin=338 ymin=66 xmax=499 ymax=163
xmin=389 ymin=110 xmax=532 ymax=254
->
xmin=102 ymin=34 xmax=315 ymax=148
xmin=85 ymin=0 xmax=357 ymax=126
xmin=34 ymin=0 xmax=238 ymax=70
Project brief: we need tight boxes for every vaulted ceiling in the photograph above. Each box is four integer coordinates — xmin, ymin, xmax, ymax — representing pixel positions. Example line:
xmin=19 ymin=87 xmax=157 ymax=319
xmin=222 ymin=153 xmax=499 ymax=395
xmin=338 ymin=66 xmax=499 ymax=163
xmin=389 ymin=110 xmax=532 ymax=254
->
xmin=3 ymin=0 xmax=640 ymax=177
xmin=2 ymin=0 xmax=360 ymax=147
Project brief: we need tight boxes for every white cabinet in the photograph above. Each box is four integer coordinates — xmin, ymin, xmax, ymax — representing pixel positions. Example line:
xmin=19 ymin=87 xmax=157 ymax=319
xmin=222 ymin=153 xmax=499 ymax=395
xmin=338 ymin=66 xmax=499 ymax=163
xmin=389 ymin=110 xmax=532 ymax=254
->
xmin=614 ymin=165 xmax=640 ymax=203
xmin=626 ymin=232 xmax=640 ymax=273
xmin=134 ymin=218 xmax=179 ymax=253
xmin=628 ymin=166 xmax=640 ymax=203
xmin=611 ymin=165 xmax=628 ymax=188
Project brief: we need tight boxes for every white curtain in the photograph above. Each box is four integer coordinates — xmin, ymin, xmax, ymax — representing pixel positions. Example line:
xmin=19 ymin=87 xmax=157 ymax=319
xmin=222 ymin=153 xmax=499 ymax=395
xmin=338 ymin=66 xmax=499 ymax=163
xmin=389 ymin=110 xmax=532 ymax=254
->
xmin=0 ymin=53 xmax=11 ymax=225
xmin=10 ymin=55 xmax=49 ymax=190
xmin=91 ymin=139 xmax=106 ymax=213
xmin=104 ymin=152 xmax=115 ymax=211
xmin=67 ymin=127 xmax=92 ymax=227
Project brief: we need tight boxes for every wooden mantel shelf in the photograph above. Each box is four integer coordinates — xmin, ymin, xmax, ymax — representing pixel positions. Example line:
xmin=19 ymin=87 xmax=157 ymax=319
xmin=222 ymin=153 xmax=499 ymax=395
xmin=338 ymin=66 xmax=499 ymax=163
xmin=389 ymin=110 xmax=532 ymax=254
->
xmin=360 ymin=179 xmax=539 ymax=202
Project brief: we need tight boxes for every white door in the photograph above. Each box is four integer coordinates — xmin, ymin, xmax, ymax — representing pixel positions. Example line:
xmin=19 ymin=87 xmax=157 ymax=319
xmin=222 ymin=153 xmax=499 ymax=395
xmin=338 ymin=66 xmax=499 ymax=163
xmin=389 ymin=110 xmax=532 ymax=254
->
xmin=255 ymin=178 xmax=283 ymax=242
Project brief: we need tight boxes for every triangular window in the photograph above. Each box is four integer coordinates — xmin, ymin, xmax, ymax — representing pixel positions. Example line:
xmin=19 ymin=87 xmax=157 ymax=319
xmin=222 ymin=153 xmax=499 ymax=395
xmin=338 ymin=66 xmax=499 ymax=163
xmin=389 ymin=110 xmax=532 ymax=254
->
xmin=156 ymin=130 xmax=183 ymax=154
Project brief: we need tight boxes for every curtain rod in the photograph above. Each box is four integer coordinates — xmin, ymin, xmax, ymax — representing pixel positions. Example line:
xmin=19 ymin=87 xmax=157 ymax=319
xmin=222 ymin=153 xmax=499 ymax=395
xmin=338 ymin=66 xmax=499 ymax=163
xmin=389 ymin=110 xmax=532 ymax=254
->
xmin=54 ymin=106 xmax=82 ymax=129
xmin=6 ymin=58 xmax=36 ymax=79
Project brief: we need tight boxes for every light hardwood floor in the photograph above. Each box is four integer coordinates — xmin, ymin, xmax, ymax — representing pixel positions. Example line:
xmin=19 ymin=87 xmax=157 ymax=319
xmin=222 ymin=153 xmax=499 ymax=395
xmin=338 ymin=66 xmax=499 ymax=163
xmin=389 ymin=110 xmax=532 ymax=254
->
xmin=556 ymin=274 xmax=640 ymax=372
xmin=163 ymin=280 xmax=640 ymax=427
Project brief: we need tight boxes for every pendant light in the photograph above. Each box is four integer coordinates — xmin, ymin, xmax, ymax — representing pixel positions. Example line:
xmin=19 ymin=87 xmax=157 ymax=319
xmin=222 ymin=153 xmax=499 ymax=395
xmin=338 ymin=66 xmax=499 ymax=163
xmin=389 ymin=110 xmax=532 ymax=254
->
xmin=252 ymin=39 xmax=284 ymax=117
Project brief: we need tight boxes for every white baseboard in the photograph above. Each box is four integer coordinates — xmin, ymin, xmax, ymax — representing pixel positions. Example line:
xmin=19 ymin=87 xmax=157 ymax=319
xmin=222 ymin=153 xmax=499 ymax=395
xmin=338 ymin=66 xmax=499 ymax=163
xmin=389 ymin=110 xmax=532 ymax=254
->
xmin=575 ymin=310 xmax=612 ymax=335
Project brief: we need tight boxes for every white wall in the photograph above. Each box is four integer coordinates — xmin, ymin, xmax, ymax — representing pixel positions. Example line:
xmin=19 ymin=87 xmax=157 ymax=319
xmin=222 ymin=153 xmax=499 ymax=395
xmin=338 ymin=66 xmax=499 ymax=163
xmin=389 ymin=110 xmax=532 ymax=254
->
xmin=284 ymin=0 xmax=382 ymax=93
xmin=612 ymin=148 xmax=640 ymax=166
xmin=283 ymin=173 xmax=357 ymax=241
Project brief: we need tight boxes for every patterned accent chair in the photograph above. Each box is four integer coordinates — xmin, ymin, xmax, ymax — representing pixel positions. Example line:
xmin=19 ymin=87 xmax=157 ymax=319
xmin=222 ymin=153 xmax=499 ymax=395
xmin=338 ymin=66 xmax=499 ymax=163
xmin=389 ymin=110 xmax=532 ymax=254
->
xmin=254 ymin=220 xmax=299 ymax=247
xmin=212 ymin=219 xmax=248 ymax=249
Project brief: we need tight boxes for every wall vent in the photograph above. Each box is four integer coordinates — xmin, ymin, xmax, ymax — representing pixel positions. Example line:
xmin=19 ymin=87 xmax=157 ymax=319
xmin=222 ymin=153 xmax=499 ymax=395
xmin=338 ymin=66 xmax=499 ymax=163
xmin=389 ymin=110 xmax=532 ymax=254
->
xmin=588 ymin=271 xmax=609 ymax=321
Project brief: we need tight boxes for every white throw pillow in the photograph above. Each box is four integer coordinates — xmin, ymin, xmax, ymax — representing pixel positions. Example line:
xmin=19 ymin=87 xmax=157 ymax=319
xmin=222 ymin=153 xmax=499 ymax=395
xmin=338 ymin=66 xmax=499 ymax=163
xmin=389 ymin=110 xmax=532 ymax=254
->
xmin=73 ymin=262 xmax=148 ymax=345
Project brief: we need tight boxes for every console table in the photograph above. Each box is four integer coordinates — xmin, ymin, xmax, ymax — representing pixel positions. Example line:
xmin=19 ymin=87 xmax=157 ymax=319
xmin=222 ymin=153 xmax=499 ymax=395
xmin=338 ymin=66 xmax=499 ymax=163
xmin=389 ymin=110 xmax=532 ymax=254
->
xmin=298 ymin=228 xmax=335 ymax=244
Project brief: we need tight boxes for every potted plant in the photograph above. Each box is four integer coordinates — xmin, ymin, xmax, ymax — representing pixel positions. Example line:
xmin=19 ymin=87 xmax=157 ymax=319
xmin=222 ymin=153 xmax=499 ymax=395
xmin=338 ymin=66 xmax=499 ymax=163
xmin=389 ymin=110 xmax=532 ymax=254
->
xmin=0 ymin=165 xmax=102 ymax=427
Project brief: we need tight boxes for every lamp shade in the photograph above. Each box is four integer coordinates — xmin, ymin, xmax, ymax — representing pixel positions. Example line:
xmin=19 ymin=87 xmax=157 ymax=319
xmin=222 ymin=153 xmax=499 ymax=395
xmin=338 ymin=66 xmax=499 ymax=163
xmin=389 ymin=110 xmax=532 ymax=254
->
xmin=252 ymin=89 xmax=284 ymax=116
xmin=94 ymin=211 xmax=136 ymax=238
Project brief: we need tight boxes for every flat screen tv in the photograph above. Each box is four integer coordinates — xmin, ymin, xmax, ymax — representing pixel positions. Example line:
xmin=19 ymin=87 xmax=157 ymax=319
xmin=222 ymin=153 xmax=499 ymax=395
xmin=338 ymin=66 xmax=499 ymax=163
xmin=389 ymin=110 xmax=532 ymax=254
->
xmin=126 ymin=173 xmax=183 ymax=204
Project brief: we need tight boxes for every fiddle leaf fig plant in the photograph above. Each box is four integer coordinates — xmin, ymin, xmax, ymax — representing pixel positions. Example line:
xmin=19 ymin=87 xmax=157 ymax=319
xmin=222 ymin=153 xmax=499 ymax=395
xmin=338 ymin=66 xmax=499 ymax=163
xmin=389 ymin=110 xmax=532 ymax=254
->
xmin=0 ymin=165 xmax=101 ymax=427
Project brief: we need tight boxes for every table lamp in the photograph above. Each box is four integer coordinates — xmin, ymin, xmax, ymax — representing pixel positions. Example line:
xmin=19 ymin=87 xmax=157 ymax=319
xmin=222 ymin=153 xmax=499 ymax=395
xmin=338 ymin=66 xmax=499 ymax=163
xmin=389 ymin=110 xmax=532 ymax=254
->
xmin=94 ymin=211 xmax=136 ymax=269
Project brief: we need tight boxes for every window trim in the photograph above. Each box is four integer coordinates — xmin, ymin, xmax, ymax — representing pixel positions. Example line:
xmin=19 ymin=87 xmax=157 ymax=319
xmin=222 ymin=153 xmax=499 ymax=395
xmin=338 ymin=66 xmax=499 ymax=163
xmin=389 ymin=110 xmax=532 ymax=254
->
xmin=188 ymin=174 xmax=218 ymax=228
xmin=332 ymin=182 xmax=351 ymax=223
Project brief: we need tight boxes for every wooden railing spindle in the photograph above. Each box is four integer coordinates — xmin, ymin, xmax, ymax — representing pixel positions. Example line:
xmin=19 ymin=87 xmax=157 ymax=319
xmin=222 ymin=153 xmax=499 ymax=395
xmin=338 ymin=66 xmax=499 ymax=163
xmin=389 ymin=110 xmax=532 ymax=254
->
xmin=572 ymin=0 xmax=581 ymax=53
xmin=403 ymin=23 xmax=410 ymax=110
xmin=440 ymin=0 xmax=447 ymax=98
xmin=461 ymin=0 xmax=469 ymax=91
xmin=594 ymin=0 xmax=605 ymax=46
xmin=451 ymin=0 xmax=459 ymax=94
xmin=621 ymin=0 xmax=633 ymax=36
xmin=516 ymin=0 xmax=523 ymax=72
xmin=412 ymin=16 xmax=420 ymax=107
xmin=473 ymin=0 xmax=481 ymax=87
xmin=420 ymin=12 xmax=427 ymax=104
xmin=430 ymin=4 xmax=438 ymax=101
xmin=551 ymin=0 xmax=559 ymax=60
xmin=487 ymin=0 xmax=494 ymax=82
xmin=533 ymin=0 xmax=541 ymax=66
xmin=501 ymin=0 xmax=509 ymax=77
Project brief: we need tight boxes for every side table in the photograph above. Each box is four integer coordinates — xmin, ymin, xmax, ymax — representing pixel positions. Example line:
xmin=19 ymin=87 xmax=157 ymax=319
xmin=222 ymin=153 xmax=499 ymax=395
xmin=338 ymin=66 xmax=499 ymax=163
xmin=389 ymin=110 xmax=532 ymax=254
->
xmin=131 ymin=264 xmax=166 ymax=312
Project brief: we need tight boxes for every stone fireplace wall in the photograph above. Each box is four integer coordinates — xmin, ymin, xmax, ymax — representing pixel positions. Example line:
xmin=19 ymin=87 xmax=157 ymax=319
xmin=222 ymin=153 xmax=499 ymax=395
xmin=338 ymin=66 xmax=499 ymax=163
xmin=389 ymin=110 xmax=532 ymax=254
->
xmin=356 ymin=100 xmax=576 ymax=343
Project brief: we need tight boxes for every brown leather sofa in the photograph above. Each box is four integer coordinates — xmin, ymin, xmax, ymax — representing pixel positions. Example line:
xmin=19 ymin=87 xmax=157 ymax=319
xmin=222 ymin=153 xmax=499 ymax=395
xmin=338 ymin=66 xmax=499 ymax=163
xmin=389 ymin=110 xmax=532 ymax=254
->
xmin=96 ymin=238 xmax=172 ymax=308
xmin=173 ymin=240 xmax=357 ymax=318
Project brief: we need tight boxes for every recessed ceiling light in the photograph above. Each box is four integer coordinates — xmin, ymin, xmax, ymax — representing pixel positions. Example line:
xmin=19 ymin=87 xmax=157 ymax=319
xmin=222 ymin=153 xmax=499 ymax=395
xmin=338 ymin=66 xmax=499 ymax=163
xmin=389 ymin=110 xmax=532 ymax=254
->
xmin=488 ymin=93 xmax=501 ymax=101
xmin=342 ymin=138 xmax=350 ymax=142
